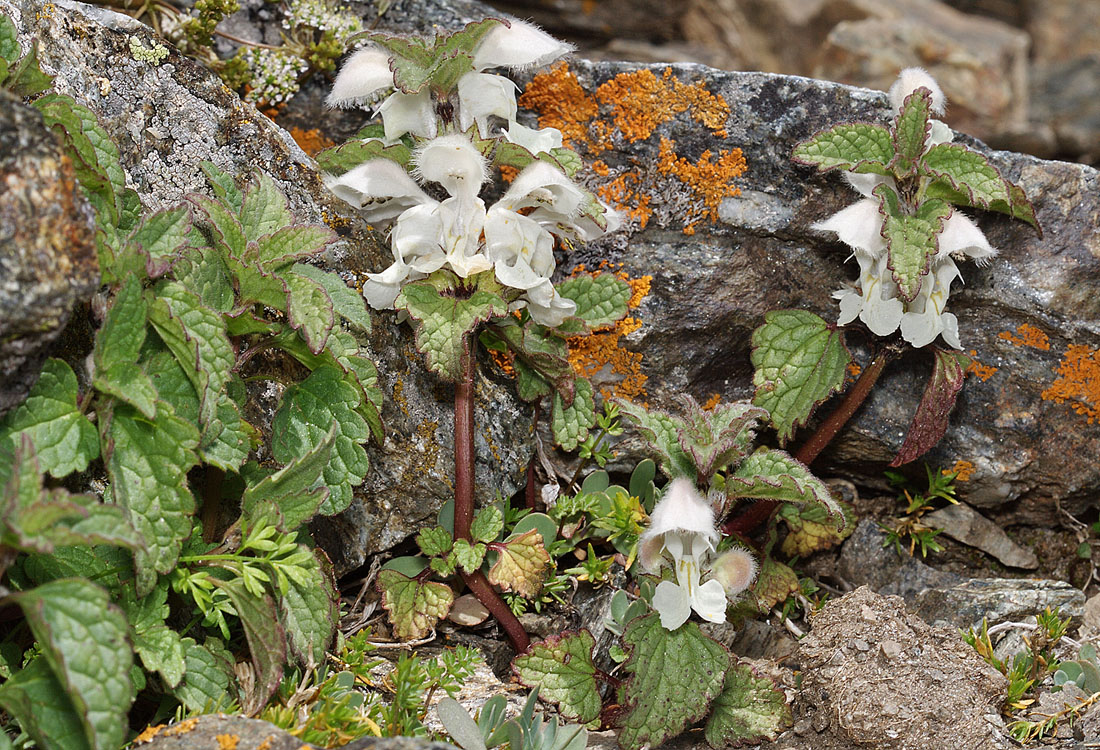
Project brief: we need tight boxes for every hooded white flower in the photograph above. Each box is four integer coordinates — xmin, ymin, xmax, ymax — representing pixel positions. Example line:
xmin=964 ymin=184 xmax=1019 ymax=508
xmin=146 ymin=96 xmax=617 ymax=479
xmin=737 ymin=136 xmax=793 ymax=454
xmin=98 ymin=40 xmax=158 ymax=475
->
xmin=816 ymin=69 xmax=997 ymax=349
xmin=639 ymin=478 xmax=729 ymax=631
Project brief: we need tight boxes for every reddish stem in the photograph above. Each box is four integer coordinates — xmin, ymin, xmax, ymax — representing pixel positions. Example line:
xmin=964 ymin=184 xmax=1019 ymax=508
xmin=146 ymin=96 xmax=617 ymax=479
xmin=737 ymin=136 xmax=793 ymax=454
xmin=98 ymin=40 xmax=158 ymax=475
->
xmin=453 ymin=336 xmax=531 ymax=654
xmin=723 ymin=344 xmax=898 ymax=537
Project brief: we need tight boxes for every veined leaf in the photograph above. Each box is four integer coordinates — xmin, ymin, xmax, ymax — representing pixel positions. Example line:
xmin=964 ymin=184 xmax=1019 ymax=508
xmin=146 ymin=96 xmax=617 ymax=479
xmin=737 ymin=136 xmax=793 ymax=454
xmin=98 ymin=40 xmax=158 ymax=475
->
xmin=315 ymin=139 xmax=412 ymax=175
xmin=778 ymin=501 xmax=854 ymax=558
xmin=5 ymin=40 xmax=53 ymax=97
xmin=751 ymin=309 xmax=851 ymax=446
xmin=0 ymin=13 xmax=20 ymax=63
xmin=891 ymin=87 xmax=932 ymax=177
xmin=93 ymin=277 xmax=156 ymax=419
xmin=730 ymin=447 xmax=840 ymax=519
xmin=254 ymin=224 xmax=336 ymax=270
xmin=290 ymin=263 xmax=372 ymax=333
xmin=377 ymin=569 xmax=454 ymax=640
xmin=283 ymin=270 xmax=335 ymax=354
xmin=0 ymin=657 xmax=91 ymax=750
xmin=198 ymin=393 xmax=249 ymax=471
xmin=416 ymin=526 xmax=452 ymax=557
xmin=239 ymin=172 xmax=291 ymax=242
xmin=494 ymin=322 xmax=574 ymax=400
xmin=551 ymin=378 xmax=596 ymax=451
xmin=747 ymin=556 xmax=800 ymax=612
xmin=556 ymin=273 xmax=631 ymax=330
xmin=921 ymin=145 xmax=1041 ymax=232
xmin=487 ymin=529 xmax=549 ymax=597
xmin=891 ymin=348 xmax=970 ymax=467
xmin=615 ymin=398 xmax=696 ymax=480
xmin=704 ymin=661 xmax=791 ymax=746
xmin=792 ymin=123 xmax=894 ymax=175
xmin=278 ymin=548 xmax=338 ymax=669
xmin=188 ymin=193 xmax=247 ymax=259
xmin=200 ymin=160 xmax=244 ymax=214
xmin=451 ymin=539 xmax=486 ymax=574
xmin=470 ymin=505 xmax=504 ymax=544
xmin=674 ymin=396 xmax=767 ymax=480
xmin=173 ymin=637 xmax=234 ymax=713
xmin=242 ymin=426 xmax=334 ymax=530
xmin=513 ymin=631 xmax=601 ymax=724
xmin=210 ymin=577 xmax=286 ymax=707
xmin=128 ymin=205 xmax=192 ymax=264
xmin=875 ymin=184 xmax=952 ymax=301
xmin=617 ymin=614 xmax=729 ymax=750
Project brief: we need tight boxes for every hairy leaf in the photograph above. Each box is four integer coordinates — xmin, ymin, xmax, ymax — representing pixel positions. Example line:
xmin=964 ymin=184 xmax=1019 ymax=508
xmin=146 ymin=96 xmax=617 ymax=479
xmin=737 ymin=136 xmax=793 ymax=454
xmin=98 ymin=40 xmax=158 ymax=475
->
xmin=129 ymin=206 xmax=192 ymax=264
xmin=377 ymin=569 xmax=455 ymax=640
xmin=675 ymin=397 xmax=768 ymax=480
xmin=891 ymin=348 xmax=970 ymax=467
xmin=513 ymin=631 xmax=601 ymax=723
xmin=173 ymin=637 xmax=234 ymax=713
xmin=242 ymin=427 xmax=333 ymax=530
xmin=875 ymin=184 xmax=952 ymax=301
xmin=751 ymin=309 xmax=851 ymax=445
xmin=200 ymin=160 xmax=244 ymax=214
xmin=0 ymin=657 xmax=91 ymax=750
xmin=315 ymin=139 xmax=412 ymax=175
xmin=730 ymin=447 xmax=840 ymax=519
xmin=290 ymin=263 xmax=372 ymax=333
xmin=0 ymin=13 xmax=20 ymax=63
xmin=551 ymin=378 xmax=596 ymax=451
xmin=5 ymin=40 xmax=53 ymax=97
xmin=211 ymin=577 xmax=286 ymax=706
xmin=556 ymin=273 xmax=631 ymax=330
xmin=470 ymin=505 xmax=504 ymax=544
xmin=792 ymin=123 xmax=894 ymax=174
xmin=452 ymin=539 xmax=487 ymax=574
xmin=133 ymin=625 xmax=186 ymax=689
xmin=416 ymin=526 xmax=452 ymax=558
xmin=279 ymin=548 xmax=338 ymax=669
xmin=748 ymin=556 xmax=800 ymax=612
xmin=189 ymin=192 xmax=247 ymax=259
xmin=495 ymin=322 xmax=575 ymax=400
xmin=778 ymin=501 xmax=855 ymax=558
xmin=239 ymin=172 xmax=291 ymax=242
xmin=254 ymin=225 xmax=336 ymax=270
xmin=0 ymin=358 xmax=99 ymax=478
xmin=704 ymin=661 xmax=791 ymax=746
xmin=198 ymin=394 xmax=249 ymax=471
xmin=271 ymin=366 xmax=369 ymax=516
xmin=370 ymin=18 xmax=499 ymax=94
xmin=283 ymin=270 xmax=335 ymax=354
xmin=926 ymin=174 xmax=1040 ymax=234
xmin=891 ymin=88 xmax=932 ymax=177
xmin=615 ymin=399 xmax=696 ymax=480
xmin=618 ymin=614 xmax=729 ymax=750
xmin=514 ymin=357 xmax=552 ymax=402
xmin=487 ymin=529 xmax=550 ymax=598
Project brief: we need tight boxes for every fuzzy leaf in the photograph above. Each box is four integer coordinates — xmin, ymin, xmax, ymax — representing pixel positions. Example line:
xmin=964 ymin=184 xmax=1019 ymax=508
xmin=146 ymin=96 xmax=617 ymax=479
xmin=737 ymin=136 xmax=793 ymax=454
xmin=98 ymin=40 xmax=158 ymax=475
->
xmin=129 ymin=205 xmax=192 ymax=263
xmin=91 ymin=276 xmax=155 ymax=413
xmin=416 ymin=526 xmax=452 ymax=558
xmin=6 ymin=40 xmax=53 ymax=97
xmin=200 ymin=161 xmax=244 ymax=214
xmin=730 ymin=447 xmax=840 ymax=519
xmin=173 ymin=638 xmax=234 ymax=713
xmin=487 ymin=529 xmax=550 ymax=598
xmin=242 ymin=427 xmax=333 ymax=530
xmin=514 ymin=358 xmax=552 ymax=402
xmin=779 ymin=501 xmax=855 ymax=558
xmin=271 ymin=366 xmax=369 ymax=516
xmin=282 ymin=270 xmax=335 ymax=354
xmin=279 ymin=549 xmax=338 ymax=669
xmin=133 ymin=624 xmax=186 ymax=689
xmin=751 ymin=309 xmax=851 ymax=445
xmin=615 ymin=399 xmax=696 ymax=480
xmin=15 ymin=498 xmax=143 ymax=554
xmin=211 ymin=577 xmax=286 ymax=705
xmin=0 ymin=14 xmax=19 ymax=63
xmin=12 ymin=579 xmax=133 ymax=750
xmin=749 ymin=556 xmax=800 ymax=612
xmin=495 ymin=322 xmax=575 ymax=399
xmin=618 ymin=614 xmax=729 ymax=750
xmin=0 ymin=359 xmax=99 ymax=478
xmin=551 ymin=378 xmax=596 ymax=451
xmin=0 ymin=657 xmax=91 ymax=750
xmin=290 ymin=263 xmax=372 ymax=333
xmin=513 ymin=630 xmax=601 ymax=724
xmin=198 ymin=394 xmax=249 ymax=471
xmin=928 ymin=175 xmax=1040 ymax=234
xmin=451 ymin=539 xmax=487 ymax=573
xmin=792 ymin=123 xmax=894 ymax=174
xmin=370 ymin=18 xmax=498 ymax=94
xmin=547 ymin=147 xmax=582 ymax=177
xmin=239 ymin=172 xmax=291 ymax=242
xmin=189 ymin=193 xmax=247 ymax=258
xmin=254 ymin=225 xmax=336 ymax=269
xmin=315 ymin=139 xmax=412 ymax=174
xmin=398 ymin=273 xmax=507 ymax=381
xmin=891 ymin=88 xmax=932 ymax=176
xmin=675 ymin=397 xmax=768 ymax=480
xmin=891 ymin=348 xmax=970 ymax=467
xmin=704 ymin=661 xmax=791 ymax=746
xmin=556 ymin=273 xmax=631 ymax=330
xmin=875 ymin=184 xmax=952 ymax=301
xmin=471 ymin=505 xmax=504 ymax=543
xmin=921 ymin=141 xmax=1009 ymax=207
xmin=224 ymin=253 xmax=288 ymax=310
xmin=107 ymin=407 xmax=199 ymax=594
xmin=377 ymin=569 xmax=455 ymax=640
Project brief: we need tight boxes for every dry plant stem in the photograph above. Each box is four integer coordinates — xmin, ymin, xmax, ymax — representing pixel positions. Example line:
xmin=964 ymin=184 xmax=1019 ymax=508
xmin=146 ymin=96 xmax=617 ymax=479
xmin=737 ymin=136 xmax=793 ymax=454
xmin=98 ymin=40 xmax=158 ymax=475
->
xmin=724 ymin=345 xmax=897 ymax=537
xmin=453 ymin=338 xmax=530 ymax=654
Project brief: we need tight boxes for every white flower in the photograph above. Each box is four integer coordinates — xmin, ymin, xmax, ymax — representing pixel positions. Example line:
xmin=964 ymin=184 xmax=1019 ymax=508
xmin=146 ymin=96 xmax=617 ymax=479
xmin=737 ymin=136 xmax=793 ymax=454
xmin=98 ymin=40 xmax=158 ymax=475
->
xmin=472 ymin=20 xmax=574 ymax=71
xmin=504 ymin=121 xmax=563 ymax=155
xmin=325 ymin=45 xmax=394 ymax=108
xmin=889 ymin=67 xmax=946 ymax=115
xmin=639 ymin=478 xmax=729 ymax=631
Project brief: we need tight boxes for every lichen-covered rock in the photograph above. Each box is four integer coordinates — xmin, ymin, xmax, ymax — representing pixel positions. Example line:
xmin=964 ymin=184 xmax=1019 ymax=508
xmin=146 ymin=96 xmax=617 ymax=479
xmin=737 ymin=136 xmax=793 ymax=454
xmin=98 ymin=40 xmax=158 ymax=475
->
xmin=0 ymin=90 xmax=97 ymax=415
xmin=0 ymin=0 xmax=530 ymax=574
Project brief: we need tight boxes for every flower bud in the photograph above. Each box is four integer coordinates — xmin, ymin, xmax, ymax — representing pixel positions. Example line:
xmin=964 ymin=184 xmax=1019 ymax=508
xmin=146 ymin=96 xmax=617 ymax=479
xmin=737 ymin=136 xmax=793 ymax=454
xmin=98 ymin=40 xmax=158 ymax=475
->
xmin=711 ymin=547 xmax=757 ymax=597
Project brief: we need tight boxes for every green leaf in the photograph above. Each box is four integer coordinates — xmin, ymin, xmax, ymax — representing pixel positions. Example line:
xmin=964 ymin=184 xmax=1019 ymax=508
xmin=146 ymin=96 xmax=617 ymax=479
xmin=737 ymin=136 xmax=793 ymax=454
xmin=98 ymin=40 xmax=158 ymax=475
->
xmin=129 ymin=206 xmax=192 ymax=264
xmin=254 ymin=224 xmax=336 ymax=269
xmin=891 ymin=87 xmax=932 ymax=177
xmin=271 ymin=366 xmax=369 ymax=516
xmin=398 ymin=272 xmax=507 ymax=381
xmin=486 ymin=529 xmax=549 ymax=598
xmin=747 ymin=556 xmax=800 ymax=612
xmin=0 ymin=13 xmax=19 ymax=63
xmin=416 ymin=526 xmax=452 ymax=557
xmin=730 ymin=447 xmax=841 ymax=519
xmin=792 ymin=123 xmax=894 ymax=174
xmin=290 ymin=263 xmax=372 ymax=333
xmin=371 ymin=18 xmax=499 ymax=95
xmin=514 ymin=358 xmax=552 ymax=402
xmin=0 ymin=358 xmax=99 ymax=477
xmin=470 ymin=505 xmax=504 ymax=543
xmin=93 ymin=277 xmax=156 ymax=419
xmin=494 ymin=322 xmax=575 ymax=398
xmin=198 ymin=394 xmax=250 ymax=471
xmin=704 ymin=661 xmax=791 ymax=746
xmin=674 ymin=397 xmax=768 ymax=480
xmin=615 ymin=398 xmax=696 ymax=480
xmin=875 ymin=184 xmax=952 ymax=301
xmin=224 ymin=252 xmax=288 ymax=310
xmin=283 ymin=270 xmax=335 ymax=354
xmin=547 ymin=147 xmax=582 ymax=177
xmin=11 ymin=579 xmax=133 ymax=750
xmin=0 ymin=657 xmax=91 ymax=750
xmin=279 ymin=548 xmax=338 ymax=669
xmin=142 ymin=349 xmax=199 ymax=424
xmin=16 ymin=498 xmax=144 ymax=554
xmin=778 ymin=501 xmax=855 ymax=558
xmin=132 ymin=624 xmax=186 ymax=689
xmin=173 ymin=637 xmax=234 ymax=713
xmin=551 ymin=378 xmax=596 ymax=451
xmin=242 ymin=427 xmax=333 ymax=530
xmin=315 ymin=139 xmax=412 ymax=175
xmin=514 ymin=631 xmax=601 ymax=724
xmin=210 ymin=577 xmax=286 ymax=705
xmin=617 ymin=613 xmax=729 ymax=750
xmin=239 ymin=172 xmax=291 ymax=242
xmin=377 ymin=569 xmax=455 ymax=640
xmin=451 ymin=539 xmax=487 ymax=574
xmin=556 ymin=273 xmax=631 ymax=330
xmin=189 ymin=193 xmax=247 ymax=259
xmin=106 ymin=407 xmax=199 ymax=593
xmin=6 ymin=41 xmax=54 ymax=97
xmin=200 ymin=160 xmax=243 ymax=214
xmin=890 ymin=348 xmax=969 ymax=467
xmin=751 ymin=309 xmax=851 ymax=446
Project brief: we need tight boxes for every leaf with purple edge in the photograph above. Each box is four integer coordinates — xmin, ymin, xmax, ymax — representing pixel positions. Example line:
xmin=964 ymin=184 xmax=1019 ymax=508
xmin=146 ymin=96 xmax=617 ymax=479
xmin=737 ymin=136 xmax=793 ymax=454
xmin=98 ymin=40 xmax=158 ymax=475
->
xmin=890 ymin=87 xmax=932 ymax=177
xmin=890 ymin=348 xmax=970 ymax=467
xmin=513 ymin=630 xmax=601 ymax=724
xmin=488 ymin=529 xmax=550 ymax=597
xmin=703 ymin=660 xmax=791 ymax=746
xmin=377 ymin=569 xmax=455 ymax=640
xmin=876 ymin=184 xmax=952 ymax=302
xmin=729 ymin=447 xmax=840 ymax=521
xmin=792 ymin=122 xmax=894 ymax=175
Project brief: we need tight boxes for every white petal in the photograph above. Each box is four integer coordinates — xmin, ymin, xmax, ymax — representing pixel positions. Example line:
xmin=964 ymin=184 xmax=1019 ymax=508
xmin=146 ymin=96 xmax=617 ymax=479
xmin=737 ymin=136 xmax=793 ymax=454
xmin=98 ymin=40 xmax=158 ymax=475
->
xmin=939 ymin=211 xmax=997 ymax=265
xmin=639 ymin=535 xmax=667 ymax=574
xmin=325 ymin=159 xmax=432 ymax=224
xmin=500 ymin=161 xmax=585 ymax=217
xmin=843 ymin=171 xmax=889 ymax=200
xmin=435 ymin=197 xmax=491 ymax=278
xmin=928 ymin=119 xmax=954 ymax=146
xmin=646 ymin=478 xmax=719 ymax=545
xmin=941 ymin=312 xmax=962 ymax=349
xmin=456 ymin=72 xmax=518 ymax=133
xmin=377 ymin=90 xmax=436 ymax=141
xmin=889 ymin=67 xmax=946 ymax=115
xmin=835 ymin=287 xmax=863 ymax=325
xmin=691 ymin=579 xmax=729 ymax=624
xmin=900 ymin=307 xmax=942 ymax=348
xmin=362 ymin=258 xmax=419 ymax=310
xmin=813 ymin=199 xmax=887 ymax=259
xmin=473 ymin=20 xmax=573 ymax=71
xmin=413 ymin=134 xmax=489 ymax=200
xmin=859 ymin=257 xmax=904 ymax=337
xmin=652 ymin=581 xmax=692 ymax=631
xmin=391 ymin=203 xmax=447 ymax=273
xmin=504 ymin=121 xmax=563 ymax=154
xmin=327 ymin=46 xmax=394 ymax=107
xmin=524 ymin=284 xmax=576 ymax=327
xmin=485 ymin=206 xmax=555 ymax=278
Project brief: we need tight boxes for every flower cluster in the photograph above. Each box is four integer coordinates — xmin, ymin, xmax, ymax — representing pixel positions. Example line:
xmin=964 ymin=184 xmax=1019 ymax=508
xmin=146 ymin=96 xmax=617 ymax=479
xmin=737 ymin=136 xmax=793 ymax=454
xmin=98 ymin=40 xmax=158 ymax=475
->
xmin=816 ymin=68 xmax=997 ymax=349
xmin=324 ymin=20 xmax=616 ymax=326
xmin=638 ymin=478 xmax=757 ymax=631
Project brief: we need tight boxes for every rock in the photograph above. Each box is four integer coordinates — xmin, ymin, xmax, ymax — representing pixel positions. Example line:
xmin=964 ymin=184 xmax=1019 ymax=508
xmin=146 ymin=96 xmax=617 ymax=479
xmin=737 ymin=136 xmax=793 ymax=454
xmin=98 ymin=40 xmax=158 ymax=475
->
xmin=0 ymin=90 xmax=98 ymax=415
xmin=0 ymin=0 xmax=530 ymax=575
xmin=912 ymin=577 xmax=1085 ymax=631
xmin=837 ymin=519 xmax=963 ymax=599
xmin=1081 ymin=591 xmax=1100 ymax=640
xmin=1024 ymin=0 xmax=1100 ymax=67
xmin=791 ymin=586 xmax=1010 ymax=749
xmin=924 ymin=502 xmax=1039 ymax=569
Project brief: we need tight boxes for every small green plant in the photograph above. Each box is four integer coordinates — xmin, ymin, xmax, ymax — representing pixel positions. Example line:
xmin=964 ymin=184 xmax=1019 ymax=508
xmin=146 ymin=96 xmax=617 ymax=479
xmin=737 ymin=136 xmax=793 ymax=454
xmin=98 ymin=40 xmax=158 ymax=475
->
xmin=1053 ymin=641 xmax=1100 ymax=693
xmin=878 ymin=465 xmax=959 ymax=557
xmin=437 ymin=689 xmax=587 ymax=750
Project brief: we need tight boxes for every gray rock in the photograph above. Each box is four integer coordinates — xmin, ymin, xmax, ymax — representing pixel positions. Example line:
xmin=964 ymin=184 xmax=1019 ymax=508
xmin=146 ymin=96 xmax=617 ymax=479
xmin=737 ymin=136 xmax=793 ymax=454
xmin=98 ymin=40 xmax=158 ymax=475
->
xmin=0 ymin=91 xmax=98 ymax=414
xmin=837 ymin=519 xmax=964 ymax=600
xmin=912 ymin=577 xmax=1085 ymax=631
xmin=0 ymin=0 xmax=530 ymax=575
xmin=924 ymin=502 xmax=1039 ymax=569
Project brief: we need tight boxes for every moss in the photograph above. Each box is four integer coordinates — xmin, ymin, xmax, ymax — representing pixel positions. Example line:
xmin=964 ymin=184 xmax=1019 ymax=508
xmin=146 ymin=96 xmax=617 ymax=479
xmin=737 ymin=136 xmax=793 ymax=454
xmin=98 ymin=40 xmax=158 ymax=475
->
xmin=1042 ymin=344 xmax=1100 ymax=423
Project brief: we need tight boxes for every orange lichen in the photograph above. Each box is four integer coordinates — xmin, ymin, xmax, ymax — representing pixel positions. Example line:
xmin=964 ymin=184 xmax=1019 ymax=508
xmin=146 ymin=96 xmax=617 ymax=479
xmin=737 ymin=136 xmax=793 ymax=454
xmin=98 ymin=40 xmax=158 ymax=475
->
xmin=596 ymin=171 xmax=653 ymax=228
xmin=490 ymin=348 xmax=516 ymax=376
xmin=499 ymin=164 xmax=519 ymax=183
xmin=847 ymin=362 xmax=862 ymax=379
xmin=163 ymin=718 xmax=200 ymax=737
xmin=964 ymin=350 xmax=998 ymax=382
xmin=256 ymin=737 xmax=276 ymax=750
xmin=595 ymin=68 xmax=730 ymax=143
xmin=591 ymin=160 xmax=610 ymax=176
xmin=1042 ymin=344 xmax=1100 ymax=423
xmin=289 ymin=127 xmax=334 ymax=157
xmin=945 ymin=460 xmax=975 ymax=481
xmin=216 ymin=735 xmax=240 ymax=750
xmin=656 ymin=137 xmax=746 ymax=232
xmin=134 ymin=725 xmax=164 ymax=745
xmin=517 ymin=63 xmax=598 ymax=149
xmin=998 ymin=323 xmax=1050 ymax=350
xmin=702 ymin=393 xmax=721 ymax=410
